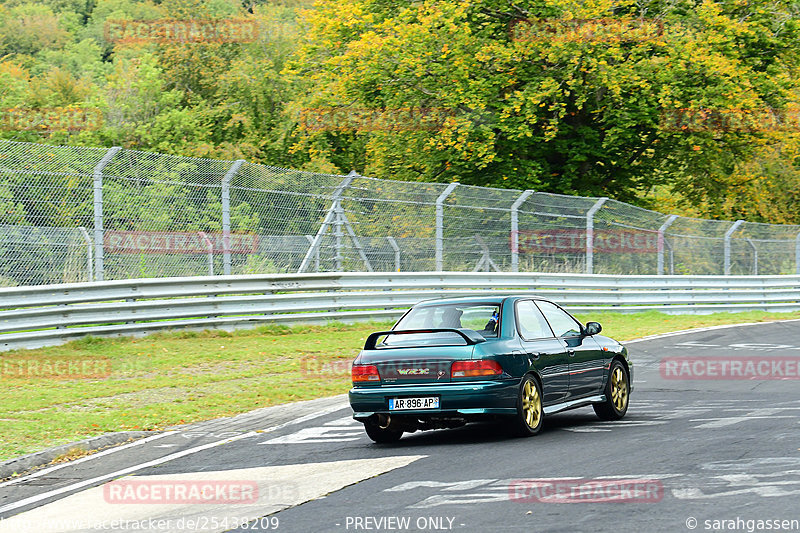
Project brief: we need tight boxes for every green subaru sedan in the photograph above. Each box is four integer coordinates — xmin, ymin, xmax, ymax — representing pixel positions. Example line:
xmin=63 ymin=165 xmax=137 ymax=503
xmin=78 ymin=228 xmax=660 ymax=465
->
xmin=349 ymin=295 xmax=632 ymax=443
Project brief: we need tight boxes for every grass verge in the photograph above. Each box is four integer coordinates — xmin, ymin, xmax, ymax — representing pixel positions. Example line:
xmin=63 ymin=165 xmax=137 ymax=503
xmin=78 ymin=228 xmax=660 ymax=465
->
xmin=1 ymin=310 xmax=799 ymax=462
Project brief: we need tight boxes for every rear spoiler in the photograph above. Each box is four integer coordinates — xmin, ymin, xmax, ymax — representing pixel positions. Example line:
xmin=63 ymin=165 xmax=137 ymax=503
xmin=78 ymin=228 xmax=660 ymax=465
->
xmin=364 ymin=328 xmax=487 ymax=350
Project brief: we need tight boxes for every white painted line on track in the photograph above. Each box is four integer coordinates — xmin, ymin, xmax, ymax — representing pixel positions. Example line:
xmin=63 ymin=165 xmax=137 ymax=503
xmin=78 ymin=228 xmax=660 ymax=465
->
xmin=0 ymin=400 xmax=350 ymax=515
xmin=0 ymin=432 xmax=258 ymax=515
xmin=0 ymin=456 xmax=427 ymax=533
xmin=690 ymin=415 xmax=796 ymax=429
xmin=255 ymin=401 xmax=350 ymax=436
xmin=0 ymin=432 xmax=178 ymax=489
xmin=623 ymin=318 xmax=800 ymax=345
xmin=259 ymin=415 xmax=363 ymax=444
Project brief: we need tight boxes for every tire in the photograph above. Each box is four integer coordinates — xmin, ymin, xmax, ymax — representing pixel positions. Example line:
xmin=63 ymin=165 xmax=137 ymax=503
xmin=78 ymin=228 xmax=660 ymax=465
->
xmin=364 ymin=420 xmax=403 ymax=443
xmin=593 ymin=360 xmax=629 ymax=421
xmin=510 ymin=374 xmax=544 ymax=437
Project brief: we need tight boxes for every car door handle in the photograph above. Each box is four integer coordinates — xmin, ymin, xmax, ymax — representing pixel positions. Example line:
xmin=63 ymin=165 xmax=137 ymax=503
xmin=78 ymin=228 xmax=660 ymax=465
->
xmin=567 ymin=349 xmax=575 ymax=356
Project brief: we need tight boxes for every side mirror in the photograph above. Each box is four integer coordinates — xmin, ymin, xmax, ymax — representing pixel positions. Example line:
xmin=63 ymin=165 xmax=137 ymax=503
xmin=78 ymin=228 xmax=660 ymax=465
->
xmin=584 ymin=322 xmax=602 ymax=336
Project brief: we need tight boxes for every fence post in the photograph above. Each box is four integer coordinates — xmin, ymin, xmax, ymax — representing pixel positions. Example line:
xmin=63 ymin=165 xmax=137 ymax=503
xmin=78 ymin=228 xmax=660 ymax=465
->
xmin=92 ymin=146 xmax=121 ymax=281
xmin=585 ymin=197 xmax=608 ymax=274
xmin=387 ymin=236 xmax=401 ymax=272
xmin=304 ymin=235 xmax=319 ymax=272
xmin=665 ymin=238 xmax=675 ymax=275
xmin=435 ymin=182 xmax=459 ymax=271
xmin=298 ymin=172 xmax=356 ymax=273
xmin=78 ymin=227 xmax=93 ymax=282
xmin=796 ymin=232 xmax=800 ymax=275
xmin=334 ymin=203 xmax=345 ymax=271
xmin=724 ymin=220 xmax=744 ymax=275
xmin=657 ymin=215 xmax=678 ymax=275
xmin=222 ymin=160 xmax=246 ymax=276
xmin=198 ymin=231 xmax=214 ymax=275
xmin=745 ymin=238 xmax=758 ymax=275
xmin=511 ymin=190 xmax=534 ymax=272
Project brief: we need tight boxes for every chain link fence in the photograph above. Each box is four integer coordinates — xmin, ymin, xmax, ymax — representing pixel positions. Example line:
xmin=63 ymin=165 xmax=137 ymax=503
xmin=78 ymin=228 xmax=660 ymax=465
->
xmin=2 ymin=139 xmax=800 ymax=286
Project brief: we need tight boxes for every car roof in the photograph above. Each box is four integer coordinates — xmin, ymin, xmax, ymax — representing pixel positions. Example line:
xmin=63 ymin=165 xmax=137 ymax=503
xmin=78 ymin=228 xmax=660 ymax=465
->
xmin=413 ymin=294 xmax=544 ymax=307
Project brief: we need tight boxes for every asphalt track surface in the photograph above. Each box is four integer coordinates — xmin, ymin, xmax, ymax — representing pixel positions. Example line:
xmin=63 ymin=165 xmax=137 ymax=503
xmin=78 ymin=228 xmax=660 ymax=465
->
xmin=1 ymin=320 xmax=800 ymax=533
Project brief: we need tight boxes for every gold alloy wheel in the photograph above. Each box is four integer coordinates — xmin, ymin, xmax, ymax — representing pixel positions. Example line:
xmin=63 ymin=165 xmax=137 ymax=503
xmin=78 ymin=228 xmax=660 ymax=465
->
xmin=522 ymin=380 xmax=542 ymax=428
xmin=611 ymin=366 xmax=628 ymax=412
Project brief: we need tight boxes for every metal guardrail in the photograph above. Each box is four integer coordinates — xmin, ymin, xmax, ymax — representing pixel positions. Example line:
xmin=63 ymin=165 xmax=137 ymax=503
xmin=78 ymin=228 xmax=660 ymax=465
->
xmin=1 ymin=272 xmax=800 ymax=351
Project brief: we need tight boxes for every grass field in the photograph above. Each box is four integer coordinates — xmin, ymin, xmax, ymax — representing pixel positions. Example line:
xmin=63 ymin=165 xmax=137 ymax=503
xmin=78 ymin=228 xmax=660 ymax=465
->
xmin=1 ymin=310 xmax=799 ymax=463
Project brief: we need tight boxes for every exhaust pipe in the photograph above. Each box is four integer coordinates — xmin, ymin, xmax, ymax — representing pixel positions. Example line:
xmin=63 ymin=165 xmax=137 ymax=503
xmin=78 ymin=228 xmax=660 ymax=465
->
xmin=376 ymin=414 xmax=391 ymax=429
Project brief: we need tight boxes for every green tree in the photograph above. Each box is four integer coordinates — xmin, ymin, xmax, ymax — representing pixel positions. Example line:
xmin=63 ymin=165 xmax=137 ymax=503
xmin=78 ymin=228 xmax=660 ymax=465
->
xmin=0 ymin=4 xmax=70 ymax=57
xmin=288 ymin=0 xmax=800 ymax=203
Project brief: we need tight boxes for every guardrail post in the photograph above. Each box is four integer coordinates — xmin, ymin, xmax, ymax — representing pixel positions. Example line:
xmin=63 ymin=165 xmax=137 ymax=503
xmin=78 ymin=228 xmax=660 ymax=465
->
xmin=724 ymin=220 xmax=744 ymax=275
xmin=93 ymin=146 xmax=121 ymax=281
xmin=222 ymin=160 xmax=246 ymax=276
xmin=585 ymin=197 xmax=608 ymax=274
xmin=657 ymin=215 xmax=678 ymax=275
xmin=387 ymin=236 xmax=401 ymax=272
xmin=511 ymin=190 xmax=534 ymax=272
xmin=298 ymin=172 xmax=356 ymax=273
xmin=78 ymin=227 xmax=93 ymax=282
xmin=435 ymin=182 xmax=459 ymax=271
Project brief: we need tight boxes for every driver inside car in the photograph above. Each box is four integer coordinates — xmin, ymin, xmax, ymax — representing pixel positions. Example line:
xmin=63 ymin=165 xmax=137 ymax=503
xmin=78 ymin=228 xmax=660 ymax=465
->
xmin=440 ymin=307 xmax=463 ymax=328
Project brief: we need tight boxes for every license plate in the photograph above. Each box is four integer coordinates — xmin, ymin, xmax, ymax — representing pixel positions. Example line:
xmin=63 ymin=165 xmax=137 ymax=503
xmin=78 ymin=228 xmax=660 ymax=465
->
xmin=389 ymin=397 xmax=440 ymax=411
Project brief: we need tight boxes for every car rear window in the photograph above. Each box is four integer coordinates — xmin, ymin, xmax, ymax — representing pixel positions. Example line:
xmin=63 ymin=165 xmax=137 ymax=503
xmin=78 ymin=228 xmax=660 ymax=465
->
xmin=394 ymin=303 xmax=500 ymax=337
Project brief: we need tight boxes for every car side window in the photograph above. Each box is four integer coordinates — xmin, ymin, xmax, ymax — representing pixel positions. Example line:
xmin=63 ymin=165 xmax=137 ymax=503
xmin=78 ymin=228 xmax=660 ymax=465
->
xmin=535 ymin=301 xmax=582 ymax=338
xmin=516 ymin=300 xmax=554 ymax=340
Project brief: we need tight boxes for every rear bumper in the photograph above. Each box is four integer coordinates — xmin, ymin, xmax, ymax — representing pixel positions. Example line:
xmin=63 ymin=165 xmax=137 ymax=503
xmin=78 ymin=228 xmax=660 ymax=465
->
xmin=349 ymin=379 xmax=519 ymax=420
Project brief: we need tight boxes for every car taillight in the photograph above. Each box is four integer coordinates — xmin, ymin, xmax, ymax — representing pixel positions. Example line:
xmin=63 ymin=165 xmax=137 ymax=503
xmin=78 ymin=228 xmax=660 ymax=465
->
xmin=352 ymin=364 xmax=380 ymax=382
xmin=451 ymin=360 xmax=503 ymax=378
